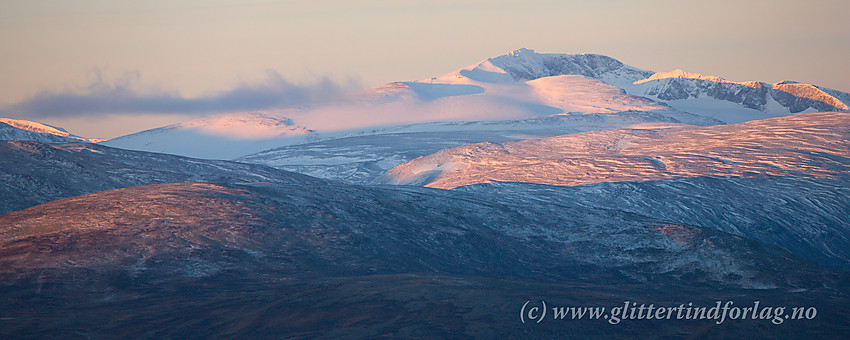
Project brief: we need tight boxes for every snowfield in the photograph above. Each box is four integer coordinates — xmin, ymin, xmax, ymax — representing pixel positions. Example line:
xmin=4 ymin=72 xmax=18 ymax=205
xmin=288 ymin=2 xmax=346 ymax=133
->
xmin=89 ymin=49 xmax=849 ymax=167
xmin=381 ymin=111 xmax=850 ymax=189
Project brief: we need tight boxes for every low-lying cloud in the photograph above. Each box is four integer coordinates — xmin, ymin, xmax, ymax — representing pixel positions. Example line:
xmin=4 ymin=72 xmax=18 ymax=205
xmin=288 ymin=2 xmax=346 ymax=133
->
xmin=3 ymin=70 xmax=360 ymax=118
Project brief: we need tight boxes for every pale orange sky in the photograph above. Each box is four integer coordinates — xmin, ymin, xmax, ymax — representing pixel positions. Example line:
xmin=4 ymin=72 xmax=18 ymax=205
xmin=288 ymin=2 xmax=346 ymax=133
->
xmin=1 ymin=0 xmax=848 ymax=139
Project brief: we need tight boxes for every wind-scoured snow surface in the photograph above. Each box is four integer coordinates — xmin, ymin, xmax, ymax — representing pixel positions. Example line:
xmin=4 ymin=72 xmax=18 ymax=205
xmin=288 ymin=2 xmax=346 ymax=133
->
xmin=0 ymin=118 xmax=89 ymax=143
xmin=382 ymin=111 xmax=850 ymax=189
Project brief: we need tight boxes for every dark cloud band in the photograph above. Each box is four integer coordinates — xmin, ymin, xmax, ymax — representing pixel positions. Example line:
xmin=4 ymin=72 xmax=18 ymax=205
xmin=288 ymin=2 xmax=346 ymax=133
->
xmin=3 ymin=70 xmax=359 ymax=118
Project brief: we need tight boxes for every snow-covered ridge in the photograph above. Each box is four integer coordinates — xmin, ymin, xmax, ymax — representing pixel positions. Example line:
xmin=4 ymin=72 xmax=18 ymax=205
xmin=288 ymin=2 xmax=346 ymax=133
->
xmin=0 ymin=118 xmax=89 ymax=143
xmin=634 ymin=69 xmax=728 ymax=85
xmin=102 ymin=112 xmax=315 ymax=159
xmin=0 ymin=118 xmax=70 ymax=136
xmin=629 ymin=69 xmax=850 ymax=117
xmin=633 ymin=69 xmax=850 ymax=110
xmin=178 ymin=113 xmax=311 ymax=140
xmin=0 ymin=139 xmax=315 ymax=214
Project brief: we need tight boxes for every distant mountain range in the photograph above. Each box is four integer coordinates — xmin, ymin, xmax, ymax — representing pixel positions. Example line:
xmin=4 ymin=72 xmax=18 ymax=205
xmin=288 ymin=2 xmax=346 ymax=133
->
xmin=2 ymin=49 xmax=849 ymax=338
xmin=86 ymin=49 xmax=850 ymax=163
xmin=3 ymin=49 xmax=848 ymax=183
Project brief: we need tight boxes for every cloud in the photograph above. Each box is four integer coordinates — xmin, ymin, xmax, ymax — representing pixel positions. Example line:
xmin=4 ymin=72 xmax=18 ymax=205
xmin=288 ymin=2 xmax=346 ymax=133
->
xmin=3 ymin=70 xmax=361 ymax=118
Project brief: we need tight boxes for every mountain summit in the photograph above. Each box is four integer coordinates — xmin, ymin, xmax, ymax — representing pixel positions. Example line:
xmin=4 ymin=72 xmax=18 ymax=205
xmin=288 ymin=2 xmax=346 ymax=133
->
xmin=474 ymin=48 xmax=653 ymax=87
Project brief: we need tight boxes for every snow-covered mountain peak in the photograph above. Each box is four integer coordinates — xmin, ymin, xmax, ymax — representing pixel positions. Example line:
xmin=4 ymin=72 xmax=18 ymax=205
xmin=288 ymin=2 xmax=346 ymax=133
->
xmin=509 ymin=47 xmax=536 ymax=57
xmin=447 ymin=49 xmax=653 ymax=89
xmin=480 ymin=49 xmax=653 ymax=87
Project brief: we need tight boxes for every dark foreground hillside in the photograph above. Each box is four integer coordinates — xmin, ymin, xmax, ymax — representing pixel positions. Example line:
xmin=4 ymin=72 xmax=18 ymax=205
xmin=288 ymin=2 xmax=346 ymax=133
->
xmin=1 ymin=182 xmax=847 ymax=338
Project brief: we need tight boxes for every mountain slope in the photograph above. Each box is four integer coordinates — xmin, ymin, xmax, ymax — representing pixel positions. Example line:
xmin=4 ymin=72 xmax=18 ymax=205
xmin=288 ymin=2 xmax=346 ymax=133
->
xmin=0 ymin=118 xmax=89 ymax=143
xmin=238 ymin=114 xmax=705 ymax=183
xmin=457 ymin=176 xmax=850 ymax=272
xmin=0 ymin=140 xmax=314 ymax=214
xmin=381 ymin=111 xmax=850 ymax=188
xmin=5 ymin=181 xmax=828 ymax=288
xmin=382 ymin=111 xmax=850 ymax=272
xmin=2 ymin=181 xmax=848 ymax=337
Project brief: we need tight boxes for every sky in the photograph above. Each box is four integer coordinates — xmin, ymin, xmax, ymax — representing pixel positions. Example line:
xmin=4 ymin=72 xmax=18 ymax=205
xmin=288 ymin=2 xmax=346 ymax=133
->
xmin=1 ymin=0 xmax=848 ymax=139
